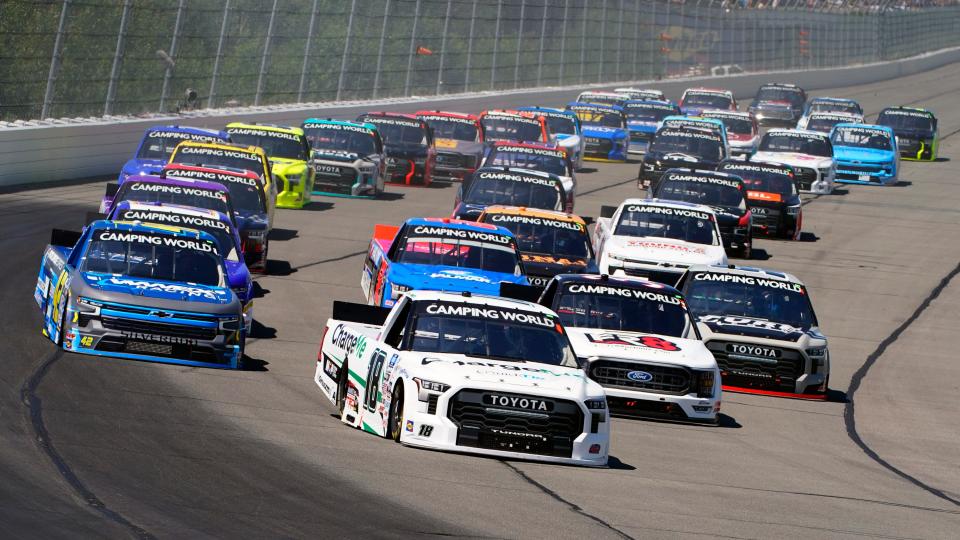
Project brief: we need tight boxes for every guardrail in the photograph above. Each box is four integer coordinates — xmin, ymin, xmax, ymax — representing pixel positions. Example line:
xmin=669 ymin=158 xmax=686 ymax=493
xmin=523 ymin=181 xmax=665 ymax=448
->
xmin=2 ymin=44 xmax=959 ymax=189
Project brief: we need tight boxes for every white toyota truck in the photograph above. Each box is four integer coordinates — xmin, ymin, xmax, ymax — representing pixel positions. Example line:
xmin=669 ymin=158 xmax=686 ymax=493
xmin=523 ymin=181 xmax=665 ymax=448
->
xmin=313 ymin=290 xmax=610 ymax=466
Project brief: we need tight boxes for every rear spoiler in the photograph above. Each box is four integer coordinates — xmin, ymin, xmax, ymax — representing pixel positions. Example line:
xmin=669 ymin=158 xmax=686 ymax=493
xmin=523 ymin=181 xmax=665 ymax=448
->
xmin=332 ymin=300 xmax=391 ymax=327
xmin=599 ymin=205 xmax=617 ymax=219
xmin=372 ymin=223 xmax=400 ymax=242
xmin=500 ymin=282 xmax=544 ymax=304
xmin=85 ymin=211 xmax=107 ymax=225
xmin=104 ymin=182 xmax=120 ymax=198
xmin=50 ymin=229 xmax=82 ymax=248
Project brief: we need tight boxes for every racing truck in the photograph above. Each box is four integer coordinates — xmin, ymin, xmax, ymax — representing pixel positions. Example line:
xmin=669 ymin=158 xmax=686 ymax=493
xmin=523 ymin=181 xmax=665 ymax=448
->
xmin=648 ymin=169 xmax=753 ymax=258
xmin=801 ymin=97 xmax=863 ymax=120
xmin=361 ymin=217 xmax=528 ymax=308
xmin=35 ymin=221 xmax=244 ymax=369
xmin=718 ymin=160 xmax=802 ymax=240
xmin=752 ymin=129 xmax=835 ymax=194
xmin=796 ymin=111 xmax=864 ymax=133
xmin=415 ymin=111 xmax=484 ymax=182
xmin=679 ymin=88 xmax=736 ymax=116
xmin=356 ymin=112 xmax=435 ymax=186
xmin=614 ymin=88 xmax=666 ymax=101
xmin=536 ymin=274 xmax=721 ymax=423
xmin=104 ymin=201 xmax=254 ymax=332
xmin=829 ymin=123 xmax=899 ymax=185
xmin=517 ymin=106 xmax=585 ymax=170
xmin=478 ymin=110 xmax=550 ymax=148
xmin=638 ymin=126 xmax=728 ymax=188
xmin=747 ymin=83 xmax=807 ymax=126
xmin=161 ymin=164 xmax=273 ymax=273
xmin=478 ymin=206 xmax=596 ymax=289
xmin=225 ymin=123 xmax=314 ymax=209
xmin=876 ymin=106 xmax=939 ymax=161
xmin=313 ymin=290 xmax=610 ymax=466
xmin=302 ymin=118 xmax=386 ymax=197
xmin=622 ymin=100 xmax=680 ymax=154
xmin=480 ymin=140 xmax=576 ymax=201
xmin=701 ymin=110 xmax=759 ymax=158
xmin=678 ymin=265 xmax=830 ymax=400
xmin=566 ymin=102 xmax=629 ymax=162
xmin=453 ymin=167 xmax=568 ymax=221
xmin=117 ymin=125 xmax=229 ymax=183
xmin=593 ymin=199 xmax=727 ymax=286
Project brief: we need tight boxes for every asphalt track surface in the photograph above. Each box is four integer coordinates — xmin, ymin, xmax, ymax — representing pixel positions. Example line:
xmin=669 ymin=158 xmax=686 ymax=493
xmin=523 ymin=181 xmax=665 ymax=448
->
xmin=2 ymin=64 xmax=960 ymax=540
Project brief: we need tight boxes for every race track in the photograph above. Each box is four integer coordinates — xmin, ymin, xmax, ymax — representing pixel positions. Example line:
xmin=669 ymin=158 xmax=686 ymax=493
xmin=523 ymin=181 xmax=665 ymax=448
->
xmin=2 ymin=63 xmax=960 ymax=539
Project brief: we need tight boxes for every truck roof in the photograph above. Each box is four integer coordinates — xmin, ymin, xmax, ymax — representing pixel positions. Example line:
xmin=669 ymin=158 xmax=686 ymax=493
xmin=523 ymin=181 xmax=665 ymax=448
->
xmin=405 ymin=289 xmax=556 ymax=316
xmin=553 ymin=273 xmax=682 ymax=296
xmin=685 ymin=264 xmax=803 ymax=285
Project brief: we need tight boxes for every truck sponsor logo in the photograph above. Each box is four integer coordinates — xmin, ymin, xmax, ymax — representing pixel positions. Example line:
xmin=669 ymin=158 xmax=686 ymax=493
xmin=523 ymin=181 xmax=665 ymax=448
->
xmin=421 ymin=357 xmax=581 ymax=377
xmin=493 ymin=145 xmax=566 ymax=159
xmin=418 ymin=114 xmax=475 ymax=125
xmin=623 ymin=205 xmax=711 ymax=221
xmin=483 ymin=394 xmax=552 ymax=412
xmin=121 ymin=331 xmax=198 ymax=346
xmin=164 ymin=168 xmax=259 ymax=186
xmin=523 ymin=254 xmax=587 ymax=266
xmin=881 ymin=109 xmax=932 ymax=118
xmin=95 ymin=231 xmax=220 ymax=255
xmin=692 ymin=272 xmax=804 ymax=293
xmin=119 ymin=210 xmax=231 ymax=233
xmin=176 ymin=145 xmax=261 ymax=163
xmin=658 ymin=129 xmax=722 ymax=141
xmin=331 ymin=324 xmax=367 ymax=358
xmin=128 ymin=182 xmax=226 ymax=201
xmin=720 ymin=163 xmax=791 ymax=176
xmin=322 ymin=356 xmax=340 ymax=380
xmin=361 ymin=117 xmax=423 ymax=129
xmin=567 ymin=284 xmax=681 ymax=304
xmin=625 ymin=103 xmax=675 ymax=112
xmin=104 ymin=277 xmax=221 ymax=299
xmin=726 ymin=343 xmax=780 ymax=358
xmin=585 ymin=332 xmax=680 ymax=351
xmin=769 ymin=131 xmax=828 ymax=141
xmin=410 ymin=225 xmax=513 ymax=245
xmin=482 ymin=113 xmax=540 ymax=126
xmin=428 ymin=270 xmax=492 ymax=283
xmin=664 ymin=173 xmax=740 ymax=189
xmin=662 ymin=119 xmax=720 ymax=131
xmin=476 ymin=171 xmax=559 ymax=188
xmin=488 ymin=213 xmax=583 ymax=231
xmin=489 ymin=428 xmax=547 ymax=441
xmin=527 ymin=275 xmax=550 ymax=287
xmin=623 ymin=240 xmax=707 ymax=255
xmin=424 ymin=303 xmax=554 ymax=327
xmin=303 ymin=122 xmax=375 ymax=135
xmin=226 ymin=127 xmax=302 ymax=142
xmin=314 ymin=164 xmax=342 ymax=175
xmin=699 ymin=314 xmax=801 ymax=334
xmin=147 ymin=130 xmax=221 ymax=142
xmin=626 ymin=370 xmax=653 ymax=382
xmin=836 ymin=126 xmax=889 ymax=139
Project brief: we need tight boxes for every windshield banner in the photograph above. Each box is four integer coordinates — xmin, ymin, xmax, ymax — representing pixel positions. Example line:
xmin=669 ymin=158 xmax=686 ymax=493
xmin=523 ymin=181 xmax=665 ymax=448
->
xmin=487 ymin=213 xmax=583 ymax=231
xmin=420 ymin=301 xmax=556 ymax=327
xmin=409 ymin=225 xmax=514 ymax=245
xmin=691 ymin=272 xmax=803 ymax=293
xmin=128 ymin=182 xmax=226 ymax=201
xmin=226 ymin=127 xmax=301 ymax=142
xmin=93 ymin=229 xmax=220 ymax=255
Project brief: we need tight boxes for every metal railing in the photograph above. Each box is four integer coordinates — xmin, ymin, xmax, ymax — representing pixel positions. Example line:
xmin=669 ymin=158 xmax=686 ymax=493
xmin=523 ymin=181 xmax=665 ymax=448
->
xmin=1 ymin=0 xmax=958 ymax=122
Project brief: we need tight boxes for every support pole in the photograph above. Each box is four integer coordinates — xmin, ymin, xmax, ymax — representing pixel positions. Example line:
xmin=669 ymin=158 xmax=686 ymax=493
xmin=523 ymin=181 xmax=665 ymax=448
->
xmin=207 ymin=0 xmax=231 ymax=108
xmin=336 ymin=0 xmax=357 ymax=101
xmin=41 ymin=0 xmax=70 ymax=119
xmin=159 ymin=0 xmax=185 ymax=112
xmin=464 ymin=0 xmax=478 ymax=91
xmin=513 ymin=0 xmax=526 ymax=89
xmin=491 ymin=0 xmax=502 ymax=89
xmin=254 ymin=0 xmax=279 ymax=106
xmin=297 ymin=0 xmax=320 ymax=103
xmin=435 ymin=0 xmax=453 ymax=95
xmin=372 ymin=0 xmax=392 ymax=98
xmin=403 ymin=0 xmax=422 ymax=97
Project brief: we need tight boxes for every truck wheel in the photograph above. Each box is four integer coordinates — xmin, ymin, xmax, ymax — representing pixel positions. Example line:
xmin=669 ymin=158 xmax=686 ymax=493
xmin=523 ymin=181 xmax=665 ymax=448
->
xmin=56 ymin=293 xmax=69 ymax=347
xmin=388 ymin=383 xmax=405 ymax=443
xmin=336 ymin=361 xmax=348 ymax=417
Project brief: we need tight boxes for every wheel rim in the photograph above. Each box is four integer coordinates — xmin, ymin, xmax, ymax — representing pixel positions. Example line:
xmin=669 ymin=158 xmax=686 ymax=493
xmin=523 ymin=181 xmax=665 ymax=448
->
xmin=390 ymin=387 xmax=403 ymax=440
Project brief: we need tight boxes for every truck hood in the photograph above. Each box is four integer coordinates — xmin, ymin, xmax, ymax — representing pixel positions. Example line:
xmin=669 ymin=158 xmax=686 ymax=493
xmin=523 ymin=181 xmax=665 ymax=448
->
xmin=233 ymin=209 xmax=270 ymax=232
xmin=606 ymin=235 xmax=725 ymax=266
xmin=435 ymin=139 xmax=483 ymax=155
xmin=77 ymin=272 xmax=238 ymax=313
xmin=121 ymin=158 xmax=166 ymax=178
xmin=565 ymin=327 xmax=716 ymax=370
xmin=627 ymin=121 xmax=658 ymax=133
xmin=752 ymin=151 xmax=833 ymax=169
xmin=412 ymin=354 xmax=597 ymax=397
xmin=311 ymin=148 xmax=362 ymax=163
xmin=389 ymin=263 xmax=526 ymax=295
xmin=582 ymin=126 xmax=628 ymax=140
xmin=833 ymin=146 xmax=896 ymax=163
xmin=695 ymin=314 xmax=811 ymax=343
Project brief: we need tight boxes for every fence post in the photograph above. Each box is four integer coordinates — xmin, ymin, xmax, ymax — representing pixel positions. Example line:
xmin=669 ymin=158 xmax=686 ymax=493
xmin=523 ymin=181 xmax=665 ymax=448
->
xmin=336 ymin=0 xmax=357 ymax=101
xmin=579 ymin=1 xmax=587 ymax=83
xmin=536 ymin=0 xmax=548 ymax=87
xmin=615 ymin=0 xmax=623 ymax=82
xmin=403 ymin=0 xmax=422 ymax=96
xmin=254 ymin=0 xmax=279 ymax=106
xmin=297 ymin=0 xmax=319 ymax=103
xmin=513 ymin=0 xmax=526 ymax=89
xmin=103 ymin=0 xmax=132 ymax=116
xmin=491 ymin=0 xmax=502 ymax=89
xmin=464 ymin=0 xmax=477 ymax=92
xmin=207 ymin=0 xmax=231 ymax=108
xmin=632 ymin=0 xmax=640 ymax=80
xmin=598 ymin=0 xmax=606 ymax=83
xmin=558 ymin=0 xmax=568 ymax=85
xmin=372 ymin=0 xmax=392 ymax=98
xmin=435 ymin=0 xmax=453 ymax=95
xmin=41 ymin=0 xmax=70 ymax=119
xmin=158 ymin=0 xmax=185 ymax=112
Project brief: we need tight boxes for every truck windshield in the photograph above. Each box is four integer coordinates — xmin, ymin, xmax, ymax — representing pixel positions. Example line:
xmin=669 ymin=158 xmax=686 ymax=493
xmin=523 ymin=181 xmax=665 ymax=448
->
xmin=408 ymin=301 xmax=577 ymax=367
xmin=554 ymin=283 xmax=689 ymax=337
xmin=81 ymin=230 xmax=223 ymax=286
xmin=304 ymin=127 xmax=378 ymax=156
xmin=683 ymin=93 xmax=732 ymax=109
xmin=171 ymin=147 xmax=266 ymax=178
xmin=396 ymin=229 xmax=521 ymax=275
xmin=759 ymin=133 xmax=832 ymax=156
xmin=877 ymin=111 xmax=935 ymax=132
xmin=649 ymin=131 xmax=725 ymax=161
xmin=615 ymin=205 xmax=718 ymax=245
xmin=117 ymin=182 xmax=231 ymax=216
xmin=420 ymin=117 xmax=479 ymax=142
xmin=655 ymin=178 xmax=746 ymax=210
xmin=684 ymin=272 xmax=816 ymax=329
xmin=831 ymin=127 xmax=892 ymax=151
xmin=481 ymin=117 xmax=543 ymax=142
xmin=485 ymin=147 xmax=568 ymax=177
xmin=481 ymin=214 xmax=590 ymax=258
xmin=227 ymin=131 xmax=308 ymax=161
xmin=463 ymin=176 xmax=562 ymax=211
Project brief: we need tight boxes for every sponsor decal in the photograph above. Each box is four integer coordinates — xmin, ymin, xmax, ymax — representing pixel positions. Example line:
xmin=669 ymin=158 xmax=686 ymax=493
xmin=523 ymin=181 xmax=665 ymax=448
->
xmin=483 ymin=393 xmax=552 ymax=412
xmin=836 ymin=126 xmax=889 ymax=139
xmin=625 ymin=102 xmax=676 ymax=112
xmin=489 ymin=213 xmax=583 ymax=231
xmin=769 ymin=131 xmax=828 ymax=141
xmin=331 ymin=324 xmax=368 ymax=358
xmin=658 ymin=129 xmax=721 ymax=141
xmin=664 ymin=172 xmax=740 ymax=188
xmin=482 ymin=113 xmax=540 ymax=126
xmin=303 ymin=122 xmax=375 ymax=135
xmin=699 ymin=314 xmax=802 ymax=334
xmin=493 ymin=145 xmax=565 ymax=159
xmin=702 ymin=111 xmax=751 ymax=120
xmin=662 ymin=118 xmax=721 ymax=132
xmin=489 ymin=428 xmax=548 ymax=441
xmin=405 ymin=420 xmax=415 ymax=432
xmin=726 ymin=343 xmax=780 ymax=358
xmin=476 ymin=171 xmax=559 ymax=188
xmin=527 ymin=275 xmax=550 ymax=287
xmin=566 ymin=283 xmax=681 ymax=304
xmin=418 ymin=114 xmax=475 ymax=125
xmin=424 ymin=303 xmax=554 ymax=327
xmin=361 ymin=116 xmax=423 ymax=129
xmin=692 ymin=272 xmax=804 ymax=292
xmin=314 ymin=164 xmax=342 ymax=175
xmin=627 ymin=370 xmax=653 ymax=382
xmin=623 ymin=205 xmax=711 ymax=221
xmin=881 ymin=109 xmax=932 ymax=119
xmin=623 ymin=240 xmax=707 ymax=255
xmin=119 ymin=210 xmax=231 ymax=233
xmin=522 ymin=254 xmax=587 ymax=266
xmin=409 ymin=225 xmax=513 ymax=245
xmin=164 ymin=168 xmax=259 ymax=186
xmin=121 ymin=331 xmax=198 ymax=346
xmin=226 ymin=127 xmax=302 ymax=142
xmin=94 ymin=230 xmax=220 ymax=255
xmin=428 ymin=270 xmax=492 ymax=283
xmin=313 ymin=148 xmax=362 ymax=160
xmin=585 ymin=332 xmax=680 ymax=351
xmin=128 ymin=182 xmax=226 ymax=201
xmin=747 ymin=191 xmax=782 ymax=202
xmin=420 ymin=357 xmax=581 ymax=377
xmin=721 ymin=163 xmax=791 ymax=176
xmin=322 ymin=356 xmax=340 ymax=380
xmin=417 ymin=424 xmax=434 ymax=437
xmin=176 ymin=145 xmax=261 ymax=163
xmin=104 ymin=277 xmax=221 ymax=299
xmin=147 ymin=130 xmax=221 ymax=142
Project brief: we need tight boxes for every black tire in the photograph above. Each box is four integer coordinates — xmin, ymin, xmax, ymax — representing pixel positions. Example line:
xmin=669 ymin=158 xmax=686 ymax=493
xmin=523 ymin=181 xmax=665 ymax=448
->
xmin=739 ymin=235 xmax=753 ymax=259
xmin=336 ymin=361 xmax=348 ymax=417
xmin=388 ymin=383 xmax=405 ymax=443
xmin=56 ymin=293 xmax=68 ymax=347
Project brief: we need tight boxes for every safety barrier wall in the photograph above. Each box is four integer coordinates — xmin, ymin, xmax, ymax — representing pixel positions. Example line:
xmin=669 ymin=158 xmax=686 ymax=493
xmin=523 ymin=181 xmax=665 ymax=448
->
xmin=2 ymin=44 xmax=959 ymax=188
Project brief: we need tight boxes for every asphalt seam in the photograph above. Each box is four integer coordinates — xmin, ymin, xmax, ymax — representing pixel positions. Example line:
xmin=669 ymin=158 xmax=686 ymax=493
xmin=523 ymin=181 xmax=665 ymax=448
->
xmin=843 ymin=261 xmax=960 ymax=507
xmin=502 ymin=462 xmax=633 ymax=539
xmin=19 ymin=348 xmax=157 ymax=539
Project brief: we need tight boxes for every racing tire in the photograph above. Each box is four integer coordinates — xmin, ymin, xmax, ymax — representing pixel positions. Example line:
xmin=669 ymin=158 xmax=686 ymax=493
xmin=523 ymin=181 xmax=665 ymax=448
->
xmin=336 ymin=360 xmax=349 ymax=418
xmin=56 ymin=292 xmax=68 ymax=347
xmin=737 ymin=236 xmax=752 ymax=260
xmin=388 ymin=383 xmax=405 ymax=443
